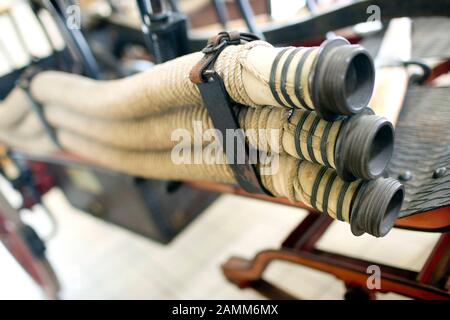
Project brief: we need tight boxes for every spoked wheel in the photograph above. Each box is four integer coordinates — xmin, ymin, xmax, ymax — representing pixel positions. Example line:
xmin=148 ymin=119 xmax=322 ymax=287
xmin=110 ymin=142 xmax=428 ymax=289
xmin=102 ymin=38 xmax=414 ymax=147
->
xmin=0 ymin=199 xmax=60 ymax=299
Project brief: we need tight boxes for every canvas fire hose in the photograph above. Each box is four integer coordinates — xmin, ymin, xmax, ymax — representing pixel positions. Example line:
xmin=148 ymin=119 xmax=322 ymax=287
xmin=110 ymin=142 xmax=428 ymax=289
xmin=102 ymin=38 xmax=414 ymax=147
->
xmin=0 ymin=32 xmax=404 ymax=238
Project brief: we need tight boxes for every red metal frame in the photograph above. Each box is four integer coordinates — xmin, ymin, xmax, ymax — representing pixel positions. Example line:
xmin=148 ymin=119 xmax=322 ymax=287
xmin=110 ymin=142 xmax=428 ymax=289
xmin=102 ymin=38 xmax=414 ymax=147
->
xmin=0 ymin=215 xmax=60 ymax=299
xmin=185 ymin=180 xmax=450 ymax=299
xmin=222 ymin=210 xmax=450 ymax=300
xmin=417 ymin=233 xmax=450 ymax=287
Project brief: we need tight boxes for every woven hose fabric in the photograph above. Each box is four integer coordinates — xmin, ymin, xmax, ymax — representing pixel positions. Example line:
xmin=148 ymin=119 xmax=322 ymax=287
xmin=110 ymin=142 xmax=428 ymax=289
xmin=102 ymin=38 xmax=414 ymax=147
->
xmin=0 ymin=88 xmax=393 ymax=235
xmin=28 ymin=40 xmax=335 ymax=118
xmin=1 ymin=93 xmax=377 ymax=182
xmin=0 ymin=40 xmax=402 ymax=237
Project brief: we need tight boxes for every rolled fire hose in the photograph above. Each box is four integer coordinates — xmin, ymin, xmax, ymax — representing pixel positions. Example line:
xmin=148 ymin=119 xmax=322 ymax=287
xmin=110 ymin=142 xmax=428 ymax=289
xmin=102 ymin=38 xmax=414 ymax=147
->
xmin=49 ymin=105 xmax=392 ymax=181
xmin=0 ymin=93 xmax=393 ymax=181
xmin=0 ymin=88 xmax=32 ymax=130
xmin=29 ymin=37 xmax=374 ymax=120
xmin=0 ymin=94 xmax=402 ymax=237
xmin=62 ymin=134 xmax=403 ymax=238
xmin=4 ymin=124 xmax=402 ymax=237
xmin=0 ymin=37 xmax=403 ymax=237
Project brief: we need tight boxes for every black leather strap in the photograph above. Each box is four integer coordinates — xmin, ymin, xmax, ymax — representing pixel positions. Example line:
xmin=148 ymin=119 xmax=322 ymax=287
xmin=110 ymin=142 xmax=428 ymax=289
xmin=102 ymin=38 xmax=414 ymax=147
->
xmin=16 ymin=67 xmax=62 ymax=149
xmin=192 ymin=32 xmax=270 ymax=195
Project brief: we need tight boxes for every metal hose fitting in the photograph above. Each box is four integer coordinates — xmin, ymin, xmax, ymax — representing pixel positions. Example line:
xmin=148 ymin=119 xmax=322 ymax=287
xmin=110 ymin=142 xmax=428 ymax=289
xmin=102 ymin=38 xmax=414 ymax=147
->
xmin=287 ymin=108 xmax=394 ymax=181
xmin=312 ymin=37 xmax=375 ymax=120
xmin=350 ymin=178 xmax=404 ymax=237
xmin=269 ymin=37 xmax=374 ymax=119
xmin=295 ymin=161 xmax=404 ymax=237
xmin=335 ymin=108 xmax=394 ymax=181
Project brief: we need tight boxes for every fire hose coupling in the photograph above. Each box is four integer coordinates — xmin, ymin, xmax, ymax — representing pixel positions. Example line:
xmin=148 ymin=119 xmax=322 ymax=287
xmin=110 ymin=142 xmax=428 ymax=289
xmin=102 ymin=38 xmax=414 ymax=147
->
xmin=295 ymin=161 xmax=404 ymax=237
xmin=269 ymin=37 xmax=375 ymax=120
xmin=350 ymin=178 xmax=404 ymax=237
xmin=312 ymin=37 xmax=375 ymax=120
xmin=335 ymin=108 xmax=394 ymax=181
xmin=287 ymin=108 xmax=394 ymax=181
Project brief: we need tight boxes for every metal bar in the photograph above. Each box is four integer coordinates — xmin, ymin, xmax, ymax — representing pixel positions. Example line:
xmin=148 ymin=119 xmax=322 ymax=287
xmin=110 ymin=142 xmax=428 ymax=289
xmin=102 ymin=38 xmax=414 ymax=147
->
xmin=212 ymin=0 xmax=229 ymax=28
xmin=135 ymin=0 xmax=165 ymax=63
xmin=395 ymin=207 xmax=450 ymax=232
xmin=223 ymin=248 xmax=450 ymax=299
xmin=262 ymin=0 xmax=450 ymax=44
xmin=167 ymin=0 xmax=179 ymax=13
xmin=150 ymin=0 xmax=165 ymax=15
xmin=106 ymin=0 xmax=450 ymax=54
xmin=417 ymin=233 xmax=450 ymax=286
xmin=282 ymin=211 xmax=324 ymax=249
xmin=235 ymin=0 xmax=264 ymax=39
xmin=306 ymin=0 xmax=318 ymax=15
xmin=28 ymin=1 xmax=71 ymax=71
xmin=308 ymin=249 xmax=450 ymax=299
xmin=293 ymin=214 xmax=333 ymax=251
xmin=0 ymin=190 xmax=21 ymax=225
xmin=43 ymin=0 xmax=100 ymax=78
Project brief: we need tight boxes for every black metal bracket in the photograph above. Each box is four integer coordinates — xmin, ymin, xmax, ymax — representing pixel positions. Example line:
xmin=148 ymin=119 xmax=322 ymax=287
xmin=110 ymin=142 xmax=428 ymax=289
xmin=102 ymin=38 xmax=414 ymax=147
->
xmin=136 ymin=0 xmax=190 ymax=64
xmin=42 ymin=0 xmax=100 ymax=79
xmin=16 ymin=67 xmax=62 ymax=149
xmin=403 ymin=60 xmax=432 ymax=84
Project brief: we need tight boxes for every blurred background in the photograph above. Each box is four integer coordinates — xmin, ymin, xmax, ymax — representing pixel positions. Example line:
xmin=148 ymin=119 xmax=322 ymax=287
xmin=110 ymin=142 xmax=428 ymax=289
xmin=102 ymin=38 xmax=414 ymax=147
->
xmin=0 ymin=0 xmax=447 ymax=300
xmin=0 ymin=182 xmax=440 ymax=299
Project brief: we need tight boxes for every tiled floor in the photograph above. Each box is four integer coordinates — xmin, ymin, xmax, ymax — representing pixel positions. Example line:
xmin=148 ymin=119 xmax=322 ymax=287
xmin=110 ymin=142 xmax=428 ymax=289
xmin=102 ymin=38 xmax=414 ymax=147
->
xmin=0 ymin=187 xmax=441 ymax=300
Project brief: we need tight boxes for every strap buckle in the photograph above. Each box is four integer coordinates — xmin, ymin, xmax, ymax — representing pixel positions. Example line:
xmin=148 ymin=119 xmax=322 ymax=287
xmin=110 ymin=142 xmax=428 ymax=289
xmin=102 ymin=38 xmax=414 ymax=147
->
xmin=190 ymin=31 xmax=270 ymax=195
xmin=190 ymin=31 xmax=259 ymax=84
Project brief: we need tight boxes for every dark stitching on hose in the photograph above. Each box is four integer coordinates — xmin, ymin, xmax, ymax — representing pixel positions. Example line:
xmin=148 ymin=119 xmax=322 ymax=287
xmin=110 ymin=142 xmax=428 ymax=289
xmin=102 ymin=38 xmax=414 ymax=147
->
xmin=321 ymin=121 xmax=333 ymax=167
xmin=280 ymin=48 xmax=301 ymax=108
xmin=294 ymin=48 xmax=314 ymax=110
xmin=294 ymin=110 xmax=310 ymax=160
xmin=322 ymin=171 xmax=337 ymax=216
xmin=269 ymin=48 xmax=290 ymax=108
xmin=336 ymin=181 xmax=351 ymax=221
xmin=333 ymin=120 xmax=345 ymax=162
xmin=307 ymin=116 xmax=320 ymax=163
xmin=310 ymin=166 xmax=328 ymax=210
xmin=349 ymin=180 xmax=365 ymax=219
